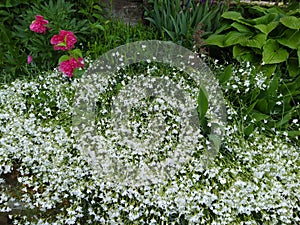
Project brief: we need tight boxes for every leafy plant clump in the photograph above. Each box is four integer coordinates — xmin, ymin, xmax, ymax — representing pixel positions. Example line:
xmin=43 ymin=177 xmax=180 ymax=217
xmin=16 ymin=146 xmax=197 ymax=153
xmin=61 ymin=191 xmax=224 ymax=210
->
xmin=212 ymin=60 xmax=299 ymax=143
xmin=205 ymin=4 xmax=300 ymax=77
xmin=144 ymin=0 xmax=228 ymax=49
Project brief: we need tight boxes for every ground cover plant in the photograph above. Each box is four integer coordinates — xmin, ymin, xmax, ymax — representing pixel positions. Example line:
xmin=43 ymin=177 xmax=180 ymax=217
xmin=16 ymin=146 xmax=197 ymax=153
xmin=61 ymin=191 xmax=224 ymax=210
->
xmin=0 ymin=0 xmax=299 ymax=224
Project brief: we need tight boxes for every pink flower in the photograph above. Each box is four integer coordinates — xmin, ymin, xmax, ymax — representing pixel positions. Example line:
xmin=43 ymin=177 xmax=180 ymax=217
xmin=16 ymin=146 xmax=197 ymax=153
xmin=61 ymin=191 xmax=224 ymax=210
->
xmin=27 ymin=55 xmax=33 ymax=64
xmin=50 ymin=30 xmax=77 ymax=51
xmin=59 ymin=57 xmax=84 ymax=77
xmin=30 ymin=15 xmax=49 ymax=34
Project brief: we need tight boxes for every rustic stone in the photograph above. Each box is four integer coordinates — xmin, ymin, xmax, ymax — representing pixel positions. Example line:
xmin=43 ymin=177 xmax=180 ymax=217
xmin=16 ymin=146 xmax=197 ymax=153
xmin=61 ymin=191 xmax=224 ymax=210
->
xmin=101 ymin=0 xmax=145 ymax=25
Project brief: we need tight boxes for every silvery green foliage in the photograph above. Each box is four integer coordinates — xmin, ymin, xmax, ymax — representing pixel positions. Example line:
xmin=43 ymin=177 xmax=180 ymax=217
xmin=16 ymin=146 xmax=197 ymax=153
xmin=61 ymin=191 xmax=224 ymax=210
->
xmin=0 ymin=65 xmax=299 ymax=224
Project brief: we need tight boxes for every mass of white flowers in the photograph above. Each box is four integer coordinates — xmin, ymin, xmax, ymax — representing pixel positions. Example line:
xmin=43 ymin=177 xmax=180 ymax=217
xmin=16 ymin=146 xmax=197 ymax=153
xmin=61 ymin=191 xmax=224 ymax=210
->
xmin=0 ymin=62 xmax=299 ymax=224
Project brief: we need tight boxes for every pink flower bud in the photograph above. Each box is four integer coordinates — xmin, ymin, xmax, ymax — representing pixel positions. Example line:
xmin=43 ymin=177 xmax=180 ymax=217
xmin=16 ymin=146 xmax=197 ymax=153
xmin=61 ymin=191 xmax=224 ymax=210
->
xmin=27 ymin=55 xmax=33 ymax=64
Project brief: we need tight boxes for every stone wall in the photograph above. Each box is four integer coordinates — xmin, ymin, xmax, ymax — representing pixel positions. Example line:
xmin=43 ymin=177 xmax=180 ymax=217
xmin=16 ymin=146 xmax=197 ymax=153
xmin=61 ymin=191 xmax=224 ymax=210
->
xmin=101 ymin=0 xmax=145 ymax=25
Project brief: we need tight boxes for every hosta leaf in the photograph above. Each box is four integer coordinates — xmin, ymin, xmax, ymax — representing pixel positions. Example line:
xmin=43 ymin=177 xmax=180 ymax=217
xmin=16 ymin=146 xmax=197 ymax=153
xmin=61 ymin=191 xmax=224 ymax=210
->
xmin=222 ymin=11 xmax=243 ymax=21
xmin=251 ymin=13 xmax=277 ymax=25
xmin=224 ymin=31 xmax=250 ymax=46
xmin=204 ymin=34 xmax=226 ymax=47
xmin=231 ymin=22 xmax=251 ymax=33
xmin=262 ymin=40 xmax=289 ymax=64
xmin=280 ymin=16 xmax=300 ymax=29
xmin=233 ymin=45 xmax=256 ymax=62
xmin=254 ymin=21 xmax=279 ymax=34
xmin=240 ymin=33 xmax=267 ymax=49
xmin=261 ymin=64 xmax=277 ymax=77
xmin=277 ymin=30 xmax=300 ymax=50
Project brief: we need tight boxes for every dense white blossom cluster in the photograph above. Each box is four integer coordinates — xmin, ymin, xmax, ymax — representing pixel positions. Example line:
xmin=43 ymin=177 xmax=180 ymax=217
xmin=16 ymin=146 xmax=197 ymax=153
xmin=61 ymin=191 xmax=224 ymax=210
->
xmin=0 ymin=63 xmax=299 ymax=224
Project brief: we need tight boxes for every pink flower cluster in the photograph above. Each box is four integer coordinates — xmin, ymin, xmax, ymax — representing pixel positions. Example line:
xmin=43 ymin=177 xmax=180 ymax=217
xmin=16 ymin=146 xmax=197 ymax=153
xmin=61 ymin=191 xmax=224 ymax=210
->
xmin=59 ymin=57 xmax=84 ymax=78
xmin=29 ymin=15 xmax=85 ymax=78
xmin=50 ymin=30 xmax=77 ymax=51
xmin=30 ymin=15 xmax=49 ymax=35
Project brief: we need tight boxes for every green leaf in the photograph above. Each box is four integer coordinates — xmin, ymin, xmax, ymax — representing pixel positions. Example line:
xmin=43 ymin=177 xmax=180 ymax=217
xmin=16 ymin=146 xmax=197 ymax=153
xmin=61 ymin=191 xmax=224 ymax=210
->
xmin=222 ymin=11 xmax=243 ymax=21
xmin=280 ymin=16 xmax=300 ymax=30
xmin=224 ymin=31 xmax=249 ymax=46
xmin=260 ymin=64 xmax=277 ymax=77
xmin=219 ymin=64 xmax=232 ymax=84
xmin=298 ymin=48 xmax=300 ymax=66
xmin=56 ymin=42 xmax=67 ymax=47
xmin=204 ymin=34 xmax=226 ymax=47
xmin=240 ymin=33 xmax=267 ymax=49
xmin=231 ymin=22 xmax=251 ymax=33
xmin=267 ymin=75 xmax=278 ymax=95
xmin=256 ymin=99 xmax=268 ymax=114
xmin=58 ymin=55 xmax=70 ymax=64
xmin=197 ymin=85 xmax=208 ymax=122
xmin=233 ymin=45 xmax=256 ymax=62
xmin=251 ymin=111 xmax=269 ymax=122
xmin=163 ymin=28 xmax=176 ymax=41
xmin=244 ymin=124 xmax=254 ymax=137
xmin=276 ymin=112 xmax=292 ymax=128
xmin=254 ymin=21 xmax=279 ymax=34
xmin=70 ymin=49 xmax=83 ymax=59
xmin=287 ymin=58 xmax=300 ymax=77
xmin=287 ymin=130 xmax=300 ymax=138
xmin=251 ymin=13 xmax=277 ymax=25
xmin=262 ymin=40 xmax=289 ymax=64
xmin=277 ymin=30 xmax=300 ymax=50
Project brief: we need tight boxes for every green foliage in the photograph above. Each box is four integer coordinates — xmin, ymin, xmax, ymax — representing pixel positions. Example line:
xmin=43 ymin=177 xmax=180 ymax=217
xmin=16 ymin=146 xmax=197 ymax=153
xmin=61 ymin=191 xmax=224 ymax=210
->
xmin=84 ymin=20 xmax=160 ymax=59
xmin=205 ymin=5 xmax=300 ymax=77
xmin=0 ymin=0 xmax=85 ymax=82
xmin=0 ymin=0 xmax=160 ymax=83
xmin=144 ymin=0 xmax=228 ymax=48
xmin=214 ymin=61 xmax=299 ymax=143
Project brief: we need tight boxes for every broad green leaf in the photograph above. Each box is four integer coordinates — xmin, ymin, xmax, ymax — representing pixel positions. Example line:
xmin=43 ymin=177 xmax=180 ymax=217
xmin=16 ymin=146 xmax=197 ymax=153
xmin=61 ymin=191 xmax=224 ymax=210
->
xmin=197 ymin=85 xmax=208 ymax=122
xmin=70 ymin=49 xmax=83 ymax=59
xmin=261 ymin=64 xmax=277 ymax=77
xmin=251 ymin=13 xmax=277 ymax=25
xmin=280 ymin=16 xmax=300 ymax=30
xmin=254 ymin=21 xmax=279 ymax=34
xmin=251 ymin=6 xmax=268 ymax=14
xmin=204 ymin=34 xmax=226 ymax=47
xmin=277 ymin=30 xmax=300 ymax=50
xmin=256 ymin=99 xmax=268 ymax=114
xmin=262 ymin=40 xmax=289 ymax=64
xmin=214 ymin=23 xmax=231 ymax=35
xmin=240 ymin=33 xmax=267 ymax=49
xmin=224 ymin=31 xmax=250 ymax=46
xmin=233 ymin=45 xmax=256 ymax=62
xmin=58 ymin=55 xmax=70 ymax=64
xmin=219 ymin=64 xmax=232 ymax=84
xmin=231 ymin=22 xmax=252 ymax=33
xmin=222 ymin=11 xmax=243 ymax=21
